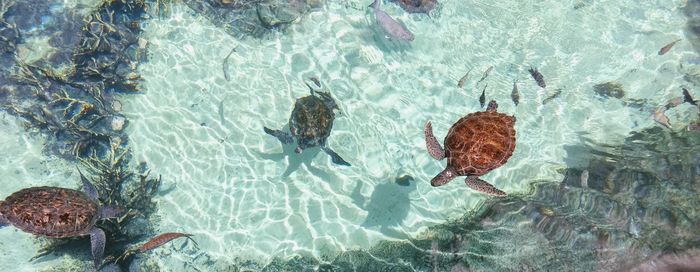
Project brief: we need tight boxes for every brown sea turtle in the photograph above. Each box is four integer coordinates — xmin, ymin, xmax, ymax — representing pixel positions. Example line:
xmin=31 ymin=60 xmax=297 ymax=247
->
xmin=0 ymin=172 xmax=122 ymax=267
xmin=424 ymin=100 xmax=516 ymax=197
xmin=264 ymin=78 xmax=350 ymax=166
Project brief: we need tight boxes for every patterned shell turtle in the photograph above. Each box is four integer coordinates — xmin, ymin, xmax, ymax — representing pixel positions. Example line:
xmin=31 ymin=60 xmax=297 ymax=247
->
xmin=264 ymin=78 xmax=350 ymax=166
xmin=424 ymin=100 xmax=516 ymax=197
xmin=0 ymin=172 xmax=122 ymax=267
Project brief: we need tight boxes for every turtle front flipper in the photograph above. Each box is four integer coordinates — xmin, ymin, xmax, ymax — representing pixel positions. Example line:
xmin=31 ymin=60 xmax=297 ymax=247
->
xmin=431 ymin=168 xmax=456 ymax=186
xmin=264 ymin=127 xmax=293 ymax=144
xmin=424 ymin=121 xmax=445 ymax=160
xmin=78 ymin=168 xmax=98 ymax=200
xmin=89 ymin=227 xmax=106 ymax=268
xmin=465 ymin=176 xmax=506 ymax=197
xmin=321 ymin=146 xmax=351 ymax=166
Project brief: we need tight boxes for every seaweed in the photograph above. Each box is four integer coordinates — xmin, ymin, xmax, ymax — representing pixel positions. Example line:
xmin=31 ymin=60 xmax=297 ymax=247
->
xmin=0 ymin=0 xmax=171 ymax=269
xmin=2 ymin=0 xmax=147 ymax=160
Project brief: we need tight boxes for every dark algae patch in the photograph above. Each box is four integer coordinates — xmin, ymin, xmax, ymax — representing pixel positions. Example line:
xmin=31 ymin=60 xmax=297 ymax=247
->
xmin=0 ymin=0 xmax=172 ymax=269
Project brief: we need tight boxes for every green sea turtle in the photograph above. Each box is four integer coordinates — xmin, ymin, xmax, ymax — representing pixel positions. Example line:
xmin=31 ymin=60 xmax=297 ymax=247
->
xmin=424 ymin=100 xmax=516 ymax=197
xmin=0 ymin=173 xmax=122 ymax=267
xmin=264 ymin=79 xmax=350 ymax=166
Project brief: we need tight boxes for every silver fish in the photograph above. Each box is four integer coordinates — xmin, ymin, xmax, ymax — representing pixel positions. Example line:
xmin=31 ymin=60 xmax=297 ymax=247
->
xmin=222 ymin=46 xmax=237 ymax=81
xmin=457 ymin=67 xmax=473 ymax=88
xmin=479 ymin=84 xmax=487 ymax=108
xmin=511 ymin=80 xmax=520 ymax=106
xmin=580 ymin=169 xmax=589 ymax=188
xmin=542 ymin=89 xmax=562 ymax=105
xmin=369 ymin=0 xmax=414 ymax=41
xmin=528 ymin=66 xmax=546 ymax=88
xmin=476 ymin=65 xmax=493 ymax=85
xmin=658 ymin=39 xmax=681 ymax=56
xmin=218 ymin=96 xmax=226 ymax=124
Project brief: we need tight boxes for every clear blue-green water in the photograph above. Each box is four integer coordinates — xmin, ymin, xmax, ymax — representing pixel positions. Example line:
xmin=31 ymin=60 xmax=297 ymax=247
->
xmin=1 ymin=0 xmax=700 ymax=271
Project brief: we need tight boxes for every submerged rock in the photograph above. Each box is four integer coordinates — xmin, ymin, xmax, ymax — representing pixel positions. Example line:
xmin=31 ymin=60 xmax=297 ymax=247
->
xmin=182 ymin=0 xmax=321 ymax=38
xmin=593 ymin=81 xmax=625 ymax=99
xmin=389 ymin=0 xmax=439 ymax=14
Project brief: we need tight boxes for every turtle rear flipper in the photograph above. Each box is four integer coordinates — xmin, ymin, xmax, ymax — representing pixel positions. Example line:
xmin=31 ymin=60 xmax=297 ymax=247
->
xmin=321 ymin=146 xmax=351 ymax=166
xmin=264 ymin=127 xmax=293 ymax=144
xmin=89 ymin=227 xmax=106 ymax=268
xmin=465 ymin=176 xmax=506 ymax=197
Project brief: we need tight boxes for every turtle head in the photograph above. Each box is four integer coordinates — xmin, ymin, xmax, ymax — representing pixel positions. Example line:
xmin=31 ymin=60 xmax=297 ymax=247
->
xmin=487 ymin=100 xmax=498 ymax=112
xmin=317 ymin=91 xmax=340 ymax=112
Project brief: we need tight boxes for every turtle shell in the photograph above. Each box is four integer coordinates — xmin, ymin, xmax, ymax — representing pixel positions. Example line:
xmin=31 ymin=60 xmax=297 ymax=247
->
xmin=0 ymin=187 xmax=98 ymax=238
xmin=444 ymin=110 xmax=516 ymax=176
xmin=289 ymin=95 xmax=335 ymax=143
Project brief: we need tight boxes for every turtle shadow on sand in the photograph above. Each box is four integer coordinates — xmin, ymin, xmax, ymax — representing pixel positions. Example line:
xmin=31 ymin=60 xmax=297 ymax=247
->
xmin=351 ymin=178 xmax=417 ymax=239
xmin=256 ymin=133 xmax=333 ymax=180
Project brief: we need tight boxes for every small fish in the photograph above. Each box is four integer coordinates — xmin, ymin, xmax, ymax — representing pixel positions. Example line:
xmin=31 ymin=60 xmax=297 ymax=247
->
xmin=511 ymin=80 xmax=520 ymax=106
xmin=653 ymin=107 xmax=672 ymax=129
xmin=479 ymin=84 xmax=487 ymax=108
xmin=658 ymin=39 xmax=681 ymax=55
xmin=683 ymin=88 xmax=697 ymax=105
xmin=222 ymin=46 xmax=238 ymax=81
xmin=395 ymin=174 xmax=414 ymax=186
xmin=580 ymin=169 xmax=589 ymax=188
xmin=542 ymin=89 xmax=562 ymax=104
xmin=457 ymin=67 xmax=473 ymax=88
xmin=528 ymin=66 xmax=546 ymax=88
xmin=476 ymin=65 xmax=493 ymax=85
xmin=369 ymin=0 xmax=414 ymax=41
xmin=139 ymin=233 xmax=198 ymax=253
xmin=663 ymin=97 xmax=683 ymax=110
xmin=218 ymin=97 xmax=226 ymax=124
xmin=309 ymin=77 xmax=321 ymax=88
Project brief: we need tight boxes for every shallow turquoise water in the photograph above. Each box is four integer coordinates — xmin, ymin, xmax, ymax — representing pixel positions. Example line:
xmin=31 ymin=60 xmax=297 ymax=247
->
xmin=1 ymin=0 xmax=699 ymax=271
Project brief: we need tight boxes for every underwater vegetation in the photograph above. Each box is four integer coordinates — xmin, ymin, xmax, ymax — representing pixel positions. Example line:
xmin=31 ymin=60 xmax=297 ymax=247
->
xmin=1 ymin=0 xmax=147 ymax=160
xmin=182 ymin=0 xmax=322 ymax=38
xmin=0 ymin=0 xmax=184 ymax=270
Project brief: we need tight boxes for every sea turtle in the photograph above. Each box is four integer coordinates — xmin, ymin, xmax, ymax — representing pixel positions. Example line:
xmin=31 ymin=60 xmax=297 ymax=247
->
xmin=0 ymin=172 xmax=122 ymax=267
xmin=264 ymin=78 xmax=350 ymax=166
xmin=424 ymin=100 xmax=516 ymax=197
